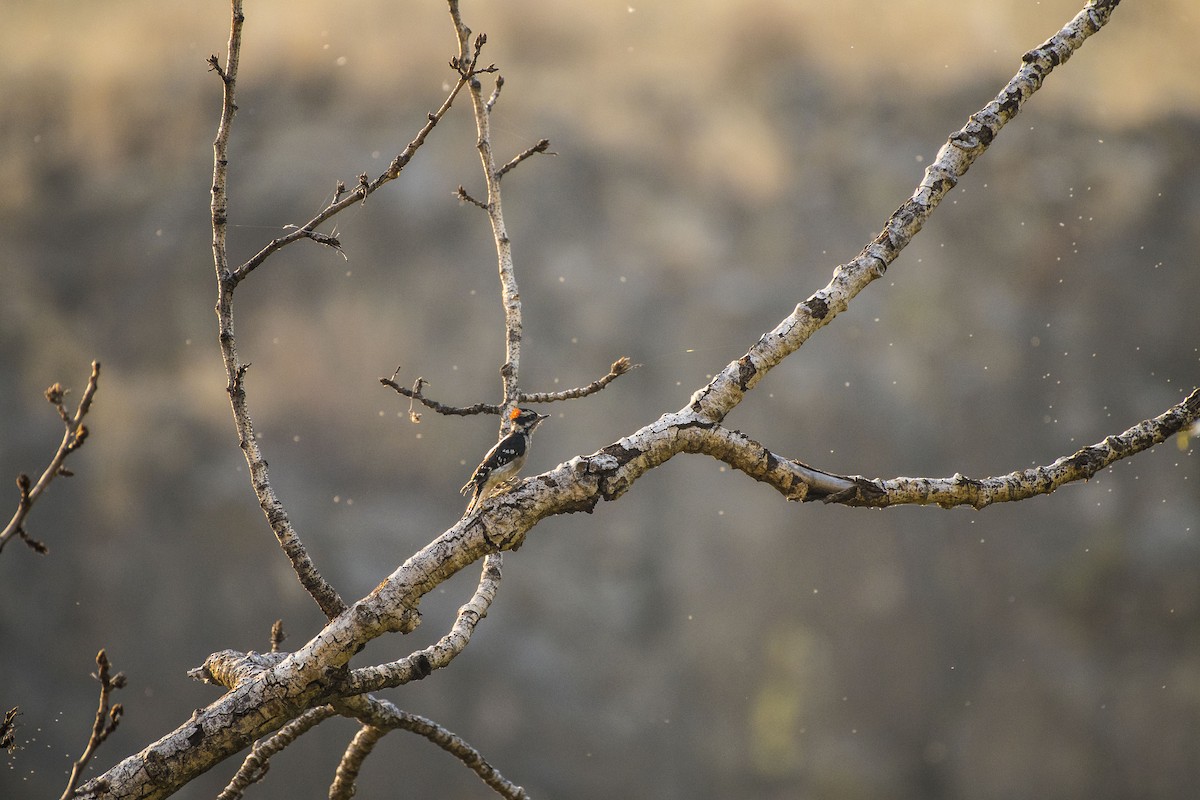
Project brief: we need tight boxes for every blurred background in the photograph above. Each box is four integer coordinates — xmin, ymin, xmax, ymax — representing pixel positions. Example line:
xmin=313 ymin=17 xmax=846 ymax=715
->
xmin=3 ymin=0 xmax=1199 ymax=797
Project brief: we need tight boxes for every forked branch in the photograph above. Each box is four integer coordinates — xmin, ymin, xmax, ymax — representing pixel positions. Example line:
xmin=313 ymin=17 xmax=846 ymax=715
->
xmin=194 ymin=556 xmax=509 ymax=797
xmin=206 ymin=0 xmax=505 ymax=621
xmin=229 ymin=71 xmax=476 ymax=285
xmin=385 ymin=3 xmax=626 ymax=431
xmin=217 ymin=706 xmax=338 ymax=800
xmin=209 ymin=0 xmax=346 ymax=621
xmin=332 ymin=695 xmax=529 ymax=800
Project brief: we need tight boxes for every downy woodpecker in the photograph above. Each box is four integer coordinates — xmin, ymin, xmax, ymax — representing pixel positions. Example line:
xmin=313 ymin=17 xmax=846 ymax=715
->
xmin=460 ymin=407 xmax=549 ymax=514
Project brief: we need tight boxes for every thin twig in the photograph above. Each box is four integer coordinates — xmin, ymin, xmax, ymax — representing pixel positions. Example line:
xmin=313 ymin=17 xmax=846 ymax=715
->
xmin=518 ymin=357 xmax=637 ymax=403
xmin=485 ymin=74 xmax=504 ymax=113
xmin=229 ymin=71 xmax=475 ymax=284
xmin=495 ymin=138 xmax=552 ymax=180
xmin=455 ymin=184 xmax=488 ymax=209
xmin=59 ymin=650 xmax=125 ymax=800
xmin=379 ymin=377 xmax=499 ymax=417
xmin=1 ymin=361 xmax=100 ymax=555
xmin=381 ymin=357 xmax=636 ymax=417
xmin=225 ymin=15 xmax=493 ymax=285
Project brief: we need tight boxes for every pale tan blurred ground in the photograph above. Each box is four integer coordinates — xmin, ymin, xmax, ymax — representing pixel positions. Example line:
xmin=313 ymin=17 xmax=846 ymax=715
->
xmin=2 ymin=1 xmax=1199 ymax=798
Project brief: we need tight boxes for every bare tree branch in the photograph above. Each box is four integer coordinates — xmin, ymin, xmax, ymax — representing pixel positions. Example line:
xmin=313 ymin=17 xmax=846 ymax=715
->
xmin=496 ymin=138 xmax=552 ymax=180
xmin=1 ymin=360 xmax=100 ymax=556
xmin=228 ymin=70 xmax=474 ymax=285
xmin=60 ymin=650 xmax=125 ymax=800
xmin=206 ymin=0 xmax=506 ymax=622
xmin=379 ymin=373 xmax=500 ymax=418
xmin=220 ymin=13 xmax=493 ymax=287
xmin=685 ymin=0 xmax=1123 ymax=427
xmin=448 ymin=0 xmax=535 ymax=407
xmin=380 ymin=357 xmax=637 ymax=417
xmin=333 ymin=694 xmax=529 ymax=800
xmin=216 ymin=706 xmax=337 ymax=800
xmin=209 ymin=0 xmax=347 ymax=621
xmin=848 ymin=387 xmax=1200 ymax=508
xmin=187 ymin=649 xmax=289 ymax=690
xmin=517 ymin=357 xmax=638 ymax=403
xmin=192 ymin=558 xmax=505 ymax=796
xmin=672 ymin=387 xmax=1200 ymax=507
xmin=328 ymin=723 xmax=385 ymax=800
xmin=187 ymin=554 xmax=499 ymax=697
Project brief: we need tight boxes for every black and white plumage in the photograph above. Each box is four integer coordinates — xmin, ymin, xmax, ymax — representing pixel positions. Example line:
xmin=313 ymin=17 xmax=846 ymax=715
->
xmin=460 ymin=407 xmax=549 ymax=515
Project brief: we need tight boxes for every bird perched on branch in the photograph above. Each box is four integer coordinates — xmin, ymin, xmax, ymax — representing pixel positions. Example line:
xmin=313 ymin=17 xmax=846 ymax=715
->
xmin=460 ymin=407 xmax=549 ymax=515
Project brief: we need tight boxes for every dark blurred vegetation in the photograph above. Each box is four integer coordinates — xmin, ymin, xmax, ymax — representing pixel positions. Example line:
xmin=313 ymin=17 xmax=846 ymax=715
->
xmin=2 ymin=1 xmax=1199 ymax=797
